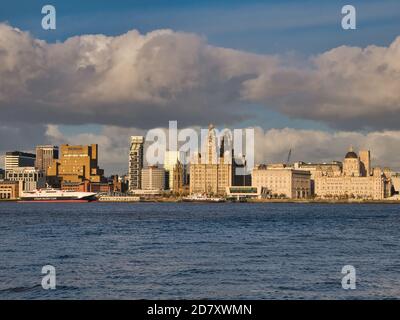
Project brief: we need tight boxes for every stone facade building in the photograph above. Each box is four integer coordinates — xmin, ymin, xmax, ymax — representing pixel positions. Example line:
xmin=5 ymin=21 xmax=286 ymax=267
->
xmin=190 ymin=125 xmax=233 ymax=196
xmin=0 ymin=181 xmax=20 ymax=200
xmin=5 ymin=167 xmax=46 ymax=192
xmin=35 ymin=145 xmax=59 ymax=173
xmin=314 ymin=148 xmax=391 ymax=200
xmin=252 ymin=164 xmax=311 ymax=198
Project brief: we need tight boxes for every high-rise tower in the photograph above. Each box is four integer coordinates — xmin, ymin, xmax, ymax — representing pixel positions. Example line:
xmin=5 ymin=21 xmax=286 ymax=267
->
xmin=129 ymin=136 xmax=145 ymax=191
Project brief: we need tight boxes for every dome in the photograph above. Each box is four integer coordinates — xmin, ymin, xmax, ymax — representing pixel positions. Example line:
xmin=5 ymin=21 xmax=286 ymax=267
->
xmin=345 ymin=151 xmax=358 ymax=159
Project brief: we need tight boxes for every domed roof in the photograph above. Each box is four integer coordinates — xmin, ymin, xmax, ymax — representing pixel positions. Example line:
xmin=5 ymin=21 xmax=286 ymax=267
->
xmin=345 ymin=151 xmax=358 ymax=159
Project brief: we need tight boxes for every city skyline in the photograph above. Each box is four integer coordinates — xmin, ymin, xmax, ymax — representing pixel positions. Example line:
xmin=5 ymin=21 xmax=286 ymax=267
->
xmin=2 ymin=1 xmax=400 ymax=174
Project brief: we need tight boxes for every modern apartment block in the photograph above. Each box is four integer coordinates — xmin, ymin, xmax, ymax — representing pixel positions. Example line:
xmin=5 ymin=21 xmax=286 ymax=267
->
xmin=47 ymin=144 xmax=104 ymax=185
xmin=35 ymin=145 xmax=59 ymax=173
xmin=4 ymin=151 xmax=35 ymax=172
xmin=129 ymin=136 xmax=145 ymax=192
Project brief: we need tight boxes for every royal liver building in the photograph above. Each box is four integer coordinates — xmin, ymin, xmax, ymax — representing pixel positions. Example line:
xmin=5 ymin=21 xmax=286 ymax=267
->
xmin=190 ymin=124 xmax=233 ymax=196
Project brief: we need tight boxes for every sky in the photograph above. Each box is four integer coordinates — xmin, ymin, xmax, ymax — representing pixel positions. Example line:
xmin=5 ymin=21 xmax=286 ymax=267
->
xmin=1 ymin=0 xmax=400 ymax=174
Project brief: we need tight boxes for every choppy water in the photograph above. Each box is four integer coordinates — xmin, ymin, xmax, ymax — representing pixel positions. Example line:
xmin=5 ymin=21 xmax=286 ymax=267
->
xmin=0 ymin=202 xmax=399 ymax=299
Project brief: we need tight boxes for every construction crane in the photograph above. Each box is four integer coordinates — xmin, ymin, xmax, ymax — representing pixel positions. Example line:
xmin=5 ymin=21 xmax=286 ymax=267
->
xmin=286 ymin=149 xmax=292 ymax=164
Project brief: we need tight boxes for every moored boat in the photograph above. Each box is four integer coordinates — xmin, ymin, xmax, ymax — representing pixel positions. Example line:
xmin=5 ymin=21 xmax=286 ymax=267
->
xmin=19 ymin=188 xmax=97 ymax=202
xmin=182 ymin=194 xmax=225 ymax=203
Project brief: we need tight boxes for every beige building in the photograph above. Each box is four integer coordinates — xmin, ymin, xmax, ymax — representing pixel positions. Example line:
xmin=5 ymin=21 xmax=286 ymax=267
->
xmin=190 ymin=125 xmax=233 ymax=195
xmin=294 ymin=161 xmax=342 ymax=194
xmin=252 ymin=164 xmax=311 ymax=198
xmin=172 ymin=161 xmax=186 ymax=194
xmin=47 ymin=144 xmax=104 ymax=185
xmin=141 ymin=166 xmax=166 ymax=190
xmin=164 ymin=150 xmax=186 ymax=190
xmin=314 ymin=148 xmax=391 ymax=200
xmin=0 ymin=181 xmax=20 ymax=199
xmin=35 ymin=145 xmax=58 ymax=172
xmin=5 ymin=167 xmax=46 ymax=192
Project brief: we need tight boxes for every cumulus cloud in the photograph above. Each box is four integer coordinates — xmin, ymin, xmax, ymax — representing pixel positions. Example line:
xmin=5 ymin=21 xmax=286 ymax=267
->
xmin=2 ymin=23 xmax=400 ymax=173
xmin=0 ymin=23 xmax=276 ymax=128
xmin=2 ymin=23 xmax=400 ymax=130
xmin=243 ymin=41 xmax=400 ymax=130
xmin=42 ymin=125 xmax=400 ymax=175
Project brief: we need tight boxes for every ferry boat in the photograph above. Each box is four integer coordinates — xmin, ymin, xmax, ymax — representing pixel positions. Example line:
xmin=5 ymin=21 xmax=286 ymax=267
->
xmin=19 ymin=188 xmax=97 ymax=202
xmin=182 ymin=194 xmax=225 ymax=203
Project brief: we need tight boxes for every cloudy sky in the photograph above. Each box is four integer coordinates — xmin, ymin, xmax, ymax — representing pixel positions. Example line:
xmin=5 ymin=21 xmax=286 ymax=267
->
xmin=1 ymin=0 xmax=400 ymax=174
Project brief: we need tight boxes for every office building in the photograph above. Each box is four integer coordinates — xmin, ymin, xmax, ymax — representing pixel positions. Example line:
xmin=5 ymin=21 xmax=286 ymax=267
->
xmin=5 ymin=151 xmax=35 ymax=172
xmin=0 ymin=181 xmax=21 ymax=200
xmin=5 ymin=167 xmax=46 ymax=192
xmin=294 ymin=161 xmax=342 ymax=194
xmin=35 ymin=145 xmax=59 ymax=172
xmin=129 ymin=136 xmax=145 ymax=191
xmin=141 ymin=166 xmax=166 ymax=190
xmin=252 ymin=164 xmax=311 ymax=198
xmin=47 ymin=144 xmax=104 ymax=185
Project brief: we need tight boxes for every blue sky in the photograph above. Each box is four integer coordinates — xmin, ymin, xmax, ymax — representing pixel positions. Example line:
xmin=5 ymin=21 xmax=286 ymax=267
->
xmin=2 ymin=0 xmax=400 ymax=55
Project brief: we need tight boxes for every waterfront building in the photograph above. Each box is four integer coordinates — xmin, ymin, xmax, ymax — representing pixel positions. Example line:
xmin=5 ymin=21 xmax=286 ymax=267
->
xmin=47 ymin=144 xmax=104 ymax=185
xmin=35 ymin=145 xmax=59 ymax=172
xmin=225 ymin=186 xmax=269 ymax=200
xmin=391 ymin=174 xmax=400 ymax=194
xmin=5 ymin=167 xmax=46 ymax=192
xmin=314 ymin=148 xmax=391 ymax=200
xmin=129 ymin=136 xmax=145 ymax=192
xmin=130 ymin=189 xmax=164 ymax=198
xmin=252 ymin=164 xmax=311 ymax=198
xmin=109 ymin=175 xmax=129 ymax=193
xmin=189 ymin=124 xmax=233 ymax=196
xmin=61 ymin=180 xmax=113 ymax=193
xmin=164 ymin=150 xmax=186 ymax=190
xmin=5 ymin=151 xmax=35 ymax=172
xmin=141 ymin=166 xmax=166 ymax=190
xmin=0 ymin=181 xmax=20 ymax=200
xmin=232 ymin=156 xmax=252 ymax=186
xmin=172 ymin=161 xmax=185 ymax=193
xmin=294 ymin=161 xmax=342 ymax=194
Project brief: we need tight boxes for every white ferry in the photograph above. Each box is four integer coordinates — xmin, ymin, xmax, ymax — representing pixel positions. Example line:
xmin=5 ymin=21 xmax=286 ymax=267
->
xmin=19 ymin=188 xmax=97 ymax=202
xmin=182 ymin=194 xmax=225 ymax=203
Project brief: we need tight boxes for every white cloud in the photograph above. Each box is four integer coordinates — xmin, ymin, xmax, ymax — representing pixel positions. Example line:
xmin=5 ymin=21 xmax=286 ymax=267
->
xmin=4 ymin=23 xmax=400 ymax=130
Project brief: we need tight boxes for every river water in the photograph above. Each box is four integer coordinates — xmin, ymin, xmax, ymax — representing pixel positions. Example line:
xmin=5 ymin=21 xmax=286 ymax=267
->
xmin=0 ymin=202 xmax=399 ymax=299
